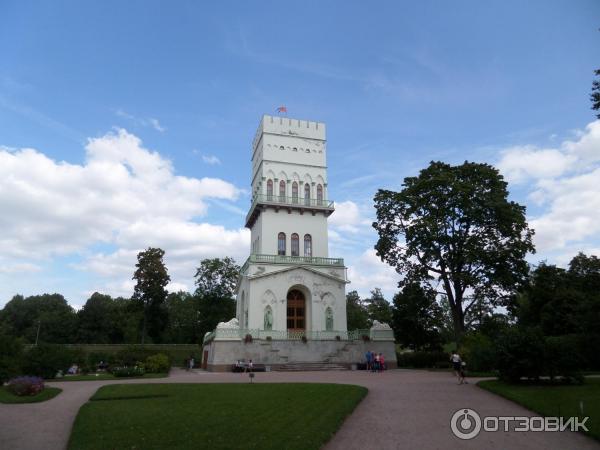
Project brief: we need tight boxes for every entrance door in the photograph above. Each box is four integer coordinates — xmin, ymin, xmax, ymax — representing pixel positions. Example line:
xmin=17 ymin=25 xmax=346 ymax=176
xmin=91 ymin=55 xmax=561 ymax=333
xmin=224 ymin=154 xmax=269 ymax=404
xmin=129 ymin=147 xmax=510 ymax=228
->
xmin=287 ymin=289 xmax=305 ymax=331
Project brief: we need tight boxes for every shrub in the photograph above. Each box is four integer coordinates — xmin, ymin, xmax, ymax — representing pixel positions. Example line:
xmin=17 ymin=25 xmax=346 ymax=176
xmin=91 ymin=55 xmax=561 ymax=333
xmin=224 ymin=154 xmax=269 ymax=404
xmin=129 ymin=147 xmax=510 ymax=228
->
xmin=544 ymin=335 xmax=584 ymax=383
xmin=7 ymin=376 xmax=45 ymax=396
xmin=460 ymin=332 xmax=497 ymax=372
xmin=495 ymin=327 xmax=546 ymax=383
xmin=22 ymin=344 xmax=74 ymax=379
xmin=396 ymin=351 xmax=449 ymax=369
xmin=114 ymin=346 xmax=158 ymax=367
xmin=111 ymin=366 xmax=145 ymax=377
xmin=0 ymin=333 xmax=24 ymax=384
xmin=145 ymin=353 xmax=170 ymax=373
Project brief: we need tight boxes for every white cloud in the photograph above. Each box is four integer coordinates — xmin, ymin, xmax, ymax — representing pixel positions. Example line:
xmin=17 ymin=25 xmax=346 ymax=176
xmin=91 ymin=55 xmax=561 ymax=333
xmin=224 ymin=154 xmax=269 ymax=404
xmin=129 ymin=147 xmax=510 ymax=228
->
xmin=202 ymin=154 xmax=221 ymax=165
xmin=497 ymin=146 xmax=575 ymax=183
xmin=0 ymin=129 xmax=248 ymax=302
xmin=115 ymin=109 xmax=166 ymax=132
xmin=346 ymin=249 xmax=400 ymax=299
xmin=328 ymin=201 xmax=367 ymax=233
xmin=497 ymin=120 xmax=600 ymax=253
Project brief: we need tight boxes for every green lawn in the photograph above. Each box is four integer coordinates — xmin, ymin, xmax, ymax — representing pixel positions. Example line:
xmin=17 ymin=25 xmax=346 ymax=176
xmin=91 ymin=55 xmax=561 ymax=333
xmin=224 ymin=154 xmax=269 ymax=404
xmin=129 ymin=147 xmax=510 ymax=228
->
xmin=68 ymin=383 xmax=367 ymax=450
xmin=51 ymin=372 xmax=167 ymax=382
xmin=0 ymin=386 xmax=62 ymax=404
xmin=478 ymin=379 xmax=600 ymax=441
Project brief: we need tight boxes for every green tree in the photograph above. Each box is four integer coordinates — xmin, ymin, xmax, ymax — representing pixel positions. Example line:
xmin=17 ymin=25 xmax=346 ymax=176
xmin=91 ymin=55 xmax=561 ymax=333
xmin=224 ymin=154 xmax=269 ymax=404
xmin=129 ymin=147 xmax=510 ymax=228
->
xmin=163 ymin=291 xmax=199 ymax=343
xmin=365 ymin=288 xmax=393 ymax=325
xmin=373 ymin=161 xmax=535 ymax=342
xmin=345 ymin=290 xmax=369 ymax=330
xmin=392 ymin=283 xmax=443 ymax=350
xmin=591 ymin=69 xmax=600 ymax=118
xmin=194 ymin=257 xmax=240 ymax=339
xmin=77 ymin=292 xmax=123 ymax=343
xmin=0 ymin=294 xmax=77 ymax=343
xmin=132 ymin=247 xmax=170 ymax=344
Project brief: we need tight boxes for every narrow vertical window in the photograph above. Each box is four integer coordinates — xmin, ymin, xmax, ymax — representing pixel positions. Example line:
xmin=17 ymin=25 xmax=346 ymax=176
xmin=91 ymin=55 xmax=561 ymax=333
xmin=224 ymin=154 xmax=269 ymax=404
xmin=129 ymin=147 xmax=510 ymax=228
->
xmin=267 ymin=179 xmax=273 ymax=201
xmin=292 ymin=182 xmax=298 ymax=203
xmin=291 ymin=233 xmax=299 ymax=256
xmin=278 ymin=232 xmax=286 ymax=256
xmin=304 ymin=234 xmax=312 ymax=257
xmin=279 ymin=180 xmax=286 ymax=201
xmin=317 ymin=184 xmax=323 ymax=205
xmin=304 ymin=184 xmax=310 ymax=205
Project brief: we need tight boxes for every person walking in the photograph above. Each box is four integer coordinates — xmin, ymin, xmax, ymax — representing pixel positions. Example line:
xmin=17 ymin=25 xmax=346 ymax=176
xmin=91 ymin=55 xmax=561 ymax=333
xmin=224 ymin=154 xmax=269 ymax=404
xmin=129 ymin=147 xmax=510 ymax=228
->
xmin=379 ymin=353 xmax=385 ymax=372
xmin=373 ymin=353 xmax=380 ymax=372
xmin=450 ymin=351 xmax=462 ymax=383
xmin=189 ymin=356 xmax=195 ymax=371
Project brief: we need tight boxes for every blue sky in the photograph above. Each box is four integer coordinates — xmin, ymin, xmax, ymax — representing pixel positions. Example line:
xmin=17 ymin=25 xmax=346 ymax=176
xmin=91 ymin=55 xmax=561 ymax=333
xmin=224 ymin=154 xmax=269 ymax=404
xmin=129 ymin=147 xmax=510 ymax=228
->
xmin=1 ymin=1 xmax=599 ymax=307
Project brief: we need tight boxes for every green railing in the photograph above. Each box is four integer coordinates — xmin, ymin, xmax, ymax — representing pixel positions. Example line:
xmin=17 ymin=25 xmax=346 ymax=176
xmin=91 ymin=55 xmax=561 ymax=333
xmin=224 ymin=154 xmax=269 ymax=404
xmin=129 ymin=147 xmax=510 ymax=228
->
xmin=202 ymin=328 xmax=394 ymax=344
xmin=247 ymin=254 xmax=344 ymax=267
xmin=246 ymin=194 xmax=334 ymax=224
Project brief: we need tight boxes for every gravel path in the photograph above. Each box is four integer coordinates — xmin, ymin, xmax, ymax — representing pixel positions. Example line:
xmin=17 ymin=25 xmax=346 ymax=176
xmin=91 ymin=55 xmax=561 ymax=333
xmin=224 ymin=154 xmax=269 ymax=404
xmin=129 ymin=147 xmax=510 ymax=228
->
xmin=0 ymin=368 xmax=597 ymax=450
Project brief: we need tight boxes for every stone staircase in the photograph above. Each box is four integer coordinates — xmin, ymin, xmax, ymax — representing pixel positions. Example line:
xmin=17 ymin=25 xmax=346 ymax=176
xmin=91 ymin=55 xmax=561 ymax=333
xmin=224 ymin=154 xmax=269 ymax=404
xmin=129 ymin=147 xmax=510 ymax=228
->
xmin=274 ymin=361 xmax=349 ymax=372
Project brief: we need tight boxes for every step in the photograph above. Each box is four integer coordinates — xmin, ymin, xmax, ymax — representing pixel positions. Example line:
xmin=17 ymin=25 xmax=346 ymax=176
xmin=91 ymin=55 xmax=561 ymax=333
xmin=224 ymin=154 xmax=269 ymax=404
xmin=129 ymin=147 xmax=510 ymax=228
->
xmin=274 ymin=362 xmax=349 ymax=372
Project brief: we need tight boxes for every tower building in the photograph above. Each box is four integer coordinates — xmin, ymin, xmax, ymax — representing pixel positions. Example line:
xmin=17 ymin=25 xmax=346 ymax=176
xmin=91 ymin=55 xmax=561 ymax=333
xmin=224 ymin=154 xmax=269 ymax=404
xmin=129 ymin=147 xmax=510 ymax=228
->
xmin=238 ymin=115 xmax=348 ymax=335
xmin=201 ymin=115 xmax=395 ymax=371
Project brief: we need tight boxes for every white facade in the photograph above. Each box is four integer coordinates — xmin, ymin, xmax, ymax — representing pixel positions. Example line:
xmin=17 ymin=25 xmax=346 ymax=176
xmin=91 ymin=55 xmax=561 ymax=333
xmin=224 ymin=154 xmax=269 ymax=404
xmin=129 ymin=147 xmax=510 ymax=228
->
xmin=237 ymin=115 xmax=348 ymax=335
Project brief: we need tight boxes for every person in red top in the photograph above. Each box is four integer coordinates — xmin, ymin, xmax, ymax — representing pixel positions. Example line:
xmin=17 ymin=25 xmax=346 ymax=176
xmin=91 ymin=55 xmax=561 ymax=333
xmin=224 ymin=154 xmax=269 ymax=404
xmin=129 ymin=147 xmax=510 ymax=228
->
xmin=379 ymin=353 xmax=385 ymax=372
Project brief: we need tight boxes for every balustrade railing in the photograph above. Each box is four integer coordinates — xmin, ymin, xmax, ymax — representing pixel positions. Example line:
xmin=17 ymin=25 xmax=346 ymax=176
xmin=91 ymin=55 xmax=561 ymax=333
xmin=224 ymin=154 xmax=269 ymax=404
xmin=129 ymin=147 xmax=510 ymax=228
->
xmin=202 ymin=327 xmax=393 ymax=344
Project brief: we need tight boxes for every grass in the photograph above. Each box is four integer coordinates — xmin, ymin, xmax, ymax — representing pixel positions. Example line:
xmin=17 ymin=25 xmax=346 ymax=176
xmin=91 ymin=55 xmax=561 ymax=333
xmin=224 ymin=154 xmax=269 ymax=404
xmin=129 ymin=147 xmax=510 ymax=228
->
xmin=68 ymin=383 xmax=367 ymax=450
xmin=478 ymin=378 xmax=600 ymax=441
xmin=0 ymin=386 xmax=62 ymax=404
xmin=51 ymin=372 xmax=168 ymax=382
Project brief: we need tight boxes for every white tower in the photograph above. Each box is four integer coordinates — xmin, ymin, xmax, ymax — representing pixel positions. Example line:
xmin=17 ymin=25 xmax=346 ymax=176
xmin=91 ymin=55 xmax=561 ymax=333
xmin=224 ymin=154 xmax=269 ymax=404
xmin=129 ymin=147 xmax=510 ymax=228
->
xmin=236 ymin=115 xmax=348 ymax=337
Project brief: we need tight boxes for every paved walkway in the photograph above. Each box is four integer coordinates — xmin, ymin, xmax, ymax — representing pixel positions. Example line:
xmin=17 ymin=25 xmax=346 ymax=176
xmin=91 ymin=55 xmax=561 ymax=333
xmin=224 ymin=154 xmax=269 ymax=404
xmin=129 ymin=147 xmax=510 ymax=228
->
xmin=0 ymin=368 xmax=597 ymax=450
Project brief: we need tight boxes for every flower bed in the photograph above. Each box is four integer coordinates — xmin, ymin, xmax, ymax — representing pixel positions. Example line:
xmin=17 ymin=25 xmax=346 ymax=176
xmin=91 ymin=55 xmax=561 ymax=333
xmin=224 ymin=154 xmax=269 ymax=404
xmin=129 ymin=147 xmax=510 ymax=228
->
xmin=7 ymin=376 xmax=45 ymax=396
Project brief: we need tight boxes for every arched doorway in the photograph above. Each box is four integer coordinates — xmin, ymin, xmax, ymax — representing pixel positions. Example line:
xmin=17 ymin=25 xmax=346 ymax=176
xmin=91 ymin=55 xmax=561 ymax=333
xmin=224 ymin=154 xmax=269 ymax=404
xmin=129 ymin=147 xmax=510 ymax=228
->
xmin=287 ymin=289 xmax=305 ymax=331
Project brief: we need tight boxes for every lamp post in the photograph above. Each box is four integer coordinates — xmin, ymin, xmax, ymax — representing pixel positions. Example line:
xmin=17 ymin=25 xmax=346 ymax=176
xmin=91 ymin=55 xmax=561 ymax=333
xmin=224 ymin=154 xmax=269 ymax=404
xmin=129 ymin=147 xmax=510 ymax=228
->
xmin=35 ymin=320 xmax=41 ymax=346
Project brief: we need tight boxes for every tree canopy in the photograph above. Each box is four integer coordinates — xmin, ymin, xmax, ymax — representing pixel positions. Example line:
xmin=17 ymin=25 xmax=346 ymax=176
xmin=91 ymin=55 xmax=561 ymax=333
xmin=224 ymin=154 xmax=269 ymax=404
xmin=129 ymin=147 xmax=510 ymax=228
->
xmin=132 ymin=247 xmax=171 ymax=344
xmin=373 ymin=161 xmax=535 ymax=341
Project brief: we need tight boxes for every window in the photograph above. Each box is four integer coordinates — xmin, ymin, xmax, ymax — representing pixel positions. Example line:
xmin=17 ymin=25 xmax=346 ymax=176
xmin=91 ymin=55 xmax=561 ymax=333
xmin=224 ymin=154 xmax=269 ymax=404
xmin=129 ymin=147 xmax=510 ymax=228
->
xmin=292 ymin=182 xmax=298 ymax=203
xmin=325 ymin=307 xmax=334 ymax=331
xmin=267 ymin=179 xmax=273 ymax=200
xmin=304 ymin=184 xmax=310 ymax=205
xmin=278 ymin=232 xmax=286 ymax=255
xmin=304 ymin=234 xmax=312 ymax=257
xmin=317 ymin=184 xmax=323 ymax=205
xmin=291 ymin=233 xmax=299 ymax=256
xmin=279 ymin=180 xmax=286 ymax=201
xmin=279 ymin=146 xmax=284 ymax=151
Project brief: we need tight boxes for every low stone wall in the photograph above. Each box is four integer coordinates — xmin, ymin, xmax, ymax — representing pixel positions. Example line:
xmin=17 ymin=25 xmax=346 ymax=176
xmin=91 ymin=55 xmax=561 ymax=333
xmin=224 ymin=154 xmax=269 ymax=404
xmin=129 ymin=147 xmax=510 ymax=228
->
xmin=202 ymin=339 xmax=397 ymax=372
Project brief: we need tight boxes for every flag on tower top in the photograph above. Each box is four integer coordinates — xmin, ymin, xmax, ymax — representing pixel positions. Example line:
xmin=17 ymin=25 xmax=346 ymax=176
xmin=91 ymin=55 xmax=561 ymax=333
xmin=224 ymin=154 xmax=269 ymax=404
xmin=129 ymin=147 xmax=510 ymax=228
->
xmin=276 ymin=105 xmax=287 ymax=114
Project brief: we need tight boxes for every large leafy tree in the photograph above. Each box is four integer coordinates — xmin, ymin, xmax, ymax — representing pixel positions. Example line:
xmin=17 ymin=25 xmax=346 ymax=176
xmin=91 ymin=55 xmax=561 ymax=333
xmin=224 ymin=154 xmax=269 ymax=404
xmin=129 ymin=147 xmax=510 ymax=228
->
xmin=345 ymin=290 xmax=369 ymax=330
xmin=77 ymin=292 xmax=123 ymax=343
xmin=373 ymin=161 xmax=535 ymax=342
xmin=0 ymin=294 xmax=77 ymax=343
xmin=392 ymin=283 xmax=443 ymax=350
xmin=132 ymin=247 xmax=170 ymax=344
xmin=194 ymin=257 xmax=239 ymax=338
xmin=365 ymin=288 xmax=393 ymax=326
xmin=163 ymin=291 xmax=199 ymax=344
xmin=517 ymin=253 xmax=600 ymax=337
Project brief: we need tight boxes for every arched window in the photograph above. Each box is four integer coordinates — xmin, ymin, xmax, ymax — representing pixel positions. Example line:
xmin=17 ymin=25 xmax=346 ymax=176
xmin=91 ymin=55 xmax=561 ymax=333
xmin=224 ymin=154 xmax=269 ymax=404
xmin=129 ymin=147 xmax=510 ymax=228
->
xmin=279 ymin=145 xmax=284 ymax=151
xmin=291 ymin=233 xmax=299 ymax=256
xmin=304 ymin=234 xmax=312 ymax=257
xmin=317 ymin=184 xmax=323 ymax=205
xmin=267 ymin=179 xmax=273 ymax=200
xmin=279 ymin=180 xmax=286 ymax=201
xmin=292 ymin=182 xmax=298 ymax=203
xmin=325 ymin=307 xmax=334 ymax=331
xmin=278 ymin=232 xmax=286 ymax=256
xmin=304 ymin=184 xmax=310 ymax=205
